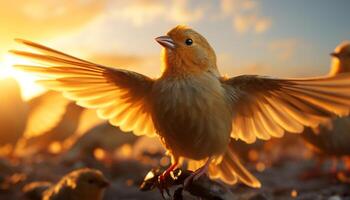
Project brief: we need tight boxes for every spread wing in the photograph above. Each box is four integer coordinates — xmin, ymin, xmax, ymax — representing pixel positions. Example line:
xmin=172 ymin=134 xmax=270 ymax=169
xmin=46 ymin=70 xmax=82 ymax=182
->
xmin=11 ymin=39 xmax=156 ymax=137
xmin=222 ymin=74 xmax=350 ymax=143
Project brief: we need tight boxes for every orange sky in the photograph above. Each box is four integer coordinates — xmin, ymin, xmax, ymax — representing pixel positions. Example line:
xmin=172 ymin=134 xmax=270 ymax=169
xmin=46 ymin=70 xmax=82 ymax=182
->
xmin=1 ymin=0 xmax=349 ymax=100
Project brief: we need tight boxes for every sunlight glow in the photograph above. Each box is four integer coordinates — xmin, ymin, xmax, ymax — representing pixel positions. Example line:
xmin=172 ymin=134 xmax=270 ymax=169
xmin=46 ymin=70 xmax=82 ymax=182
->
xmin=48 ymin=141 xmax=62 ymax=154
xmin=93 ymin=148 xmax=107 ymax=161
xmin=0 ymin=54 xmax=46 ymax=100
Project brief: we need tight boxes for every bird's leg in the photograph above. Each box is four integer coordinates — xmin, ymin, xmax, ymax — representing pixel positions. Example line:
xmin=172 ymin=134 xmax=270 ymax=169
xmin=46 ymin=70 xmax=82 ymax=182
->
xmin=159 ymin=161 xmax=179 ymax=183
xmin=157 ymin=161 xmax=178 ymax=199
xmin=184 ymin=157 xmax=212 ymax=188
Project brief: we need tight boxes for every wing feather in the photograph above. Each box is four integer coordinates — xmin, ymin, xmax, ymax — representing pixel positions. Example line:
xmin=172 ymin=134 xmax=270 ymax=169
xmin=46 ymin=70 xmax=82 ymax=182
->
xmin=222 ymin=74 xmax=350 ymax=143
xmin=11 ymin=39 xmax=156 ymax=137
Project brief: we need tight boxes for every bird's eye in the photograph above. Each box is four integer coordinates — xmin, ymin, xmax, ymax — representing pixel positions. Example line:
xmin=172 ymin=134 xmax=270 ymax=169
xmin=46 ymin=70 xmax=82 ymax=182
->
xmin=185 ymin=38 xmax=193 ymax=46
xmin=88 ymin=179 xmax=95 ymax=184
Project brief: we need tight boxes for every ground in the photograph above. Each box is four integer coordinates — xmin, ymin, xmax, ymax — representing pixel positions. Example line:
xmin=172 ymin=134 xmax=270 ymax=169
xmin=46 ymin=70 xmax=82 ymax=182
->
xmin=1 ymin=135 xmax=350 ymax=200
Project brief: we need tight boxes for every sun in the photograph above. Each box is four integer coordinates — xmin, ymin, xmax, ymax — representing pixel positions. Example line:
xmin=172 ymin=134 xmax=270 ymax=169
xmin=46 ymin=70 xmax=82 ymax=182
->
xmin=0 ymin=53 xmax=46 ymax=101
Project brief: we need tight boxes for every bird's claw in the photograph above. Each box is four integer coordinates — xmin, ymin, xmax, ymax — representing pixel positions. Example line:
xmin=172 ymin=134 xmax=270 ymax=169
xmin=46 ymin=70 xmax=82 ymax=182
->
xmin=158 ymin=174 xmax=171 ymax=199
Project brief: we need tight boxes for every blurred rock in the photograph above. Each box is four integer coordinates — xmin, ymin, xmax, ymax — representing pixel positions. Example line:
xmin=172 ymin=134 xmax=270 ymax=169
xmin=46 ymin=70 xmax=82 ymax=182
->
xmin=110 ymin=159 xmax=150 ymax=181
xmin=247 ymin=193 xmax=269 ymax=200
xmin=140 ymin=168 xmax=234 ymax=200
xmin=62 ymin=123 xmax=138 ymax=162
xmin=230 ymin=139 xmax=265 ymax=164
xmin=328 ymin=196 xmax=342 ymax=200
xmin=104 ymin=180 xmax=162 ymax=200
xmin=0 ymin=158 xmax=15 ymax=175
xmin=22 ymin=181 xmax=52 ymax=200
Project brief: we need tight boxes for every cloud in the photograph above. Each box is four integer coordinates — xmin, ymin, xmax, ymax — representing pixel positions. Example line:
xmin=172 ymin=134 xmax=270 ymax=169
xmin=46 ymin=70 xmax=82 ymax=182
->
xmin=168 ymin=0 xmax=205 ymax=23
xmin=268 ymin=39 xmax=299 ymax=61
xmin=254 ymin=18 xmax=271 ymax=33
xmin=89 ymin=53 xmax=161 ymax=77
xmin=220 ymin=0 xmax=271 ymax=34
xmin=0 ymin=0 xmax=107 ymax=54
xmin=221 ymin=0 xmax=257 ymax=15
xmin=109 ymin=0 xmax=165 ymax=26
xmin=109 ymin=0 xmax=206 ymax=26
xmin=217 ymin=53 xmax=270 ymax=76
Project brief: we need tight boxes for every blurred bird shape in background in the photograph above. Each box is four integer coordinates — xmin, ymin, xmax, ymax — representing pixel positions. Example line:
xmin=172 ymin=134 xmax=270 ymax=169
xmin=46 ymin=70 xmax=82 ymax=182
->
xmin=10 ymin=25 xmax=350 ymax=189
xmin=0 ymin=82 xmax=104 ymax=157
xmin=302 ymin=41 xmax=350 ymax=172
xmin=14 ymin=91 xmax=79 ymax=156
xmin=7 ymin=90 xmax=104 ymax=157
xmin=23 ymin=168 xmax=109 ymax=200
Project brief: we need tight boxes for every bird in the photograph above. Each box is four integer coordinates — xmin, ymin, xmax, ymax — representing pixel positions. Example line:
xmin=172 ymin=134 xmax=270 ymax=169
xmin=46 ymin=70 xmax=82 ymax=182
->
xmin=13 ymin=91 xmax=104 ymax=157
xmin=14 ymin=91 xmax=82 ymax=156
xmin=301 ymin=41 xmax=350 ymax=170
xmin=23 ymin=168 xmax=109 ymax=200
xmin=10 ymin=25 xmax=350 ymax=189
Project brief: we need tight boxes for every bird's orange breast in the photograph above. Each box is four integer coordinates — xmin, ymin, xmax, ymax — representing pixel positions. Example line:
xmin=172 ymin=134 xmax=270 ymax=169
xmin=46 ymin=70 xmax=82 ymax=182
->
xmin=150 ymin=72 xmax=232 ymax=160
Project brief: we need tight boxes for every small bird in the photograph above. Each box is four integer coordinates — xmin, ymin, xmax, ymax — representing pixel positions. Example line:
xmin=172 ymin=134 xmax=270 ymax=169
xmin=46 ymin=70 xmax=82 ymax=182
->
xmin=11 ymin=26 xmax=350 ymax=188
xmin=302 ymin=42 xmax=350 ymax=169
xmin=23 ymin=168 xmax=109 ymax=200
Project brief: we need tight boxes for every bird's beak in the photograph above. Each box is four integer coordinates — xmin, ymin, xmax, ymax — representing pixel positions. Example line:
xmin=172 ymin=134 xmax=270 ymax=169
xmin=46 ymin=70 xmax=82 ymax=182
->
xmin=155 ymin=35 xmax=175 ymax=49
xmin=330 ymin=52 xmax=340 ymax=58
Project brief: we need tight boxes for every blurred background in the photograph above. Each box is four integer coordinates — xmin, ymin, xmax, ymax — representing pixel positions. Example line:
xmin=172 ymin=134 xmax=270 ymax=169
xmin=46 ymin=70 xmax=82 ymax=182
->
xmin=1 ymin=0 xmax=350 ymax=199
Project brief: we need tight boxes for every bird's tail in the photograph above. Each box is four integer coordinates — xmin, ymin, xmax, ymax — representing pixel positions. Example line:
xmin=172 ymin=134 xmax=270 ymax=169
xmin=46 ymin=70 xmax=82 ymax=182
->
xmin=188 ymin=140 xmax=261 ymax=188
xmin=215 ymin=141 xmax=261 ymax=188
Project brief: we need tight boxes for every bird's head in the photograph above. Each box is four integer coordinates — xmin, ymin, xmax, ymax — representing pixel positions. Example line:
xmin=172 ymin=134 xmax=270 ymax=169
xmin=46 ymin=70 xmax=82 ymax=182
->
xmin=65 ymin=168 xmax=109 ymax=198
xmin=156 ymin=25 xmax=218 ymax=76
xmin=330 ymin=41 xmax=350 ymax=75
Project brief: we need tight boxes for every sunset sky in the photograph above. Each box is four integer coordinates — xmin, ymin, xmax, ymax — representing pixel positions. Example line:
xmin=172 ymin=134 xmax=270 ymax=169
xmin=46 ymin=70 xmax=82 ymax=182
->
xmin=0 ymin=0 xmax=349 ymax=100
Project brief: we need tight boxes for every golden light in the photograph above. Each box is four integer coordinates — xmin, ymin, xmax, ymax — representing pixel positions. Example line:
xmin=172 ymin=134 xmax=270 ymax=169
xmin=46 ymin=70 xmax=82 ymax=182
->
xmin=93 ymin=148 xmax=107 ymax=161
xmin=290 ymin=189 xmax=298 ymax=198
xmin=48 ymin=141 xmax=62 ymax=154
xmin=248 ymin=149 xmax=259 ymax=162
xmin=125 ymin=179 xmax=134 ymax=186
xmin=114 ymin=144 xmax=133 ymax=159
xmin=255 ymin=162 xmax=266 ymax=172
xmin=337 ymin=172 xmax=350 ymax=183
xmin=144 ymin=170 xmax=155 ymax=181
xmin=0 ymin=144 xmax=13 ymax=156
xmin=160 ymin=156 xmax=170 ymax=167
xmin=0 ymin=54 xmax=46 ymax=100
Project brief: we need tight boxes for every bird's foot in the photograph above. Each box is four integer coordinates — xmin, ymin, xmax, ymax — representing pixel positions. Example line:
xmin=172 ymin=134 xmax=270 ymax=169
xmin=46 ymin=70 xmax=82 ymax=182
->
xmin=157 ymin=162 xmax=178 ymax=199
xmin=158 ymin=175 xmax=171 ymax=199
